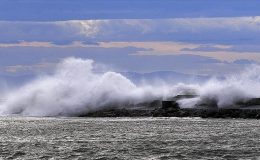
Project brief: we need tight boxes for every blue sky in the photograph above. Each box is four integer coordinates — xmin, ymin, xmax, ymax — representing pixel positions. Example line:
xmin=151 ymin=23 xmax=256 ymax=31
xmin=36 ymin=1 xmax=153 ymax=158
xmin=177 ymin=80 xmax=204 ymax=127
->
xmin=1 ymin=0 xmax=260 ymax=79
xmin=2 ymin=0 xmax=260 ymax=21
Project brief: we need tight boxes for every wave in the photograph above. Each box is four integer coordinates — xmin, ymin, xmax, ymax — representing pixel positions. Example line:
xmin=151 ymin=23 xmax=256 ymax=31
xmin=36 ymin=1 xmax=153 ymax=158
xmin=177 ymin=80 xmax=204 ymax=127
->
xmin=0 ymin=57 xmax=259 ymax=116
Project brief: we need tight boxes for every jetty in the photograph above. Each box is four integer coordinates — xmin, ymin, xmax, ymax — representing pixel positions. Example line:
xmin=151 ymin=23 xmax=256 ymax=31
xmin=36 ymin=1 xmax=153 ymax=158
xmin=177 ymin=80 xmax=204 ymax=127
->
xmin=81 ymin=95 xmax=260 ymax=119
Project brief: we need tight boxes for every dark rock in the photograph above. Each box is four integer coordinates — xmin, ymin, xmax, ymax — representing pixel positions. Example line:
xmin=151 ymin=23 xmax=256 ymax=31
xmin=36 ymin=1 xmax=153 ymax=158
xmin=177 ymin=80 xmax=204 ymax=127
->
xmin=236 ymin=98 xmax=260 ymax=107
xmin=162 ymin=101 xmax=179 ymax=109
xmin=195 ymin=97 xmax=218 ymax=109
xmin=166 ymin=94 xmax=198 ymax=101
xmin=79 ymin=96 xmax=260 ymax=119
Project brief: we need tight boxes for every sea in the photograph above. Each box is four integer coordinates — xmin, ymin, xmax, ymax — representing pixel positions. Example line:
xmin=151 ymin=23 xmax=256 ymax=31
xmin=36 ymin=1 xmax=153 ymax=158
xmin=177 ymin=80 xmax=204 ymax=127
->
xmin=0 ymin=117 xmax=259 ymax=159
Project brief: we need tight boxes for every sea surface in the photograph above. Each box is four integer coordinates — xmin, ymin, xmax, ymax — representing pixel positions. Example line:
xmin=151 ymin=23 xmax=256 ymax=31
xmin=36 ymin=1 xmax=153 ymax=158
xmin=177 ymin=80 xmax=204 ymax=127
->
xmin=0 ymin=117 xmax=259 ymax=159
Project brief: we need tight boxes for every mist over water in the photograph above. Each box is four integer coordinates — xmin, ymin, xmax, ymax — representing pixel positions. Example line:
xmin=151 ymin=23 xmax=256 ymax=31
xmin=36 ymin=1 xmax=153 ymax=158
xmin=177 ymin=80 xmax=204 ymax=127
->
xmin=0 ymin=57 xmax=260 ymax=116
xmin=0 ymin=58 xmax=192 ymax=116
xmin=178 ymin=65 xmax=260 ymax=108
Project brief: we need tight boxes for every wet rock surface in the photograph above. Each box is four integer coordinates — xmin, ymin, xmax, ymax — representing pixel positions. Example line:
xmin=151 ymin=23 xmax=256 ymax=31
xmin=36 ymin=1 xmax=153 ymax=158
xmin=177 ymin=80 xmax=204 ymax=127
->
xmin=81 ymin=95 xmax=260 ymax=119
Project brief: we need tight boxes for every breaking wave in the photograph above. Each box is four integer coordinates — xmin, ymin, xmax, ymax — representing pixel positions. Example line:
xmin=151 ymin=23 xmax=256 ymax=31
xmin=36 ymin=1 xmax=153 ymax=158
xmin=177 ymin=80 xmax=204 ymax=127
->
xmin=0 ymin=57 xmax=260 ymax=116
xmin=0 ymin=58 xmax=195 ymax=116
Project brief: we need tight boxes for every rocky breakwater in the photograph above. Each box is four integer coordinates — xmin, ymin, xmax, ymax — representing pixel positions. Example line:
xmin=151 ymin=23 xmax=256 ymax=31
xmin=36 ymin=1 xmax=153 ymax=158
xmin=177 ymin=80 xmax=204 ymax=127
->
xmin=81 ymin=95 xmax=260 ymax=119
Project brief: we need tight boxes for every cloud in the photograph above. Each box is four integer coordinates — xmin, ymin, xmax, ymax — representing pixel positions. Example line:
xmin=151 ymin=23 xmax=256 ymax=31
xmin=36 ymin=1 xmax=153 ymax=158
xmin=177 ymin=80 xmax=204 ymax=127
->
xmin=0 ymin=45 xmax=246 ymax=76
xmin=0 ymin=41 xmax=98 ymax=48
xmin=1 ymin=17 xmax=260 ymax=76
xmin=1 ymin=62 xmax=55 ymax=73
xmin=98 ymin=41 xmax=260 ymax=63
xmin=1 ymin=17 xmax=260 ymax=45
xmin=56 ymin=20 xmax=104 ymax=37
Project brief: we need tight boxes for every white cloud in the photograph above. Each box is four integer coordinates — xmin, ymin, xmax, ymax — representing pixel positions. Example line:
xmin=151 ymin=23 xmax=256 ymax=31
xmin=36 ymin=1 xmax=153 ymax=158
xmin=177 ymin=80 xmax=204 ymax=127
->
xmin=56 ymin=20 xmax=104 ymax=37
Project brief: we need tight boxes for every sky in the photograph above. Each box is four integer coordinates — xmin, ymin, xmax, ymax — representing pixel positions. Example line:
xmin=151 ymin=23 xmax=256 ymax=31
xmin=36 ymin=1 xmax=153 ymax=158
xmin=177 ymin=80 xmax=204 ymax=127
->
xmin=1 ymin=0 xmax=260 ymax=80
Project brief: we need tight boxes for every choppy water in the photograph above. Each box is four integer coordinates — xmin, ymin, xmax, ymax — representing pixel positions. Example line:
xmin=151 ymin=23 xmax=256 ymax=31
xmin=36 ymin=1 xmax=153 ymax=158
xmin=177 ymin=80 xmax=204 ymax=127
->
xmin=0 ymin=117 xmax=259 ymax=159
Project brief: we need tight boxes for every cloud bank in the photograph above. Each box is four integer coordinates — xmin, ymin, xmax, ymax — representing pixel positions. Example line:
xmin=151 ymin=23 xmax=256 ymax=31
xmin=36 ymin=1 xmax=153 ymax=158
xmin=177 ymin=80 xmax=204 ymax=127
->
xmin=1 ymin=17 xmax=260 ymax=45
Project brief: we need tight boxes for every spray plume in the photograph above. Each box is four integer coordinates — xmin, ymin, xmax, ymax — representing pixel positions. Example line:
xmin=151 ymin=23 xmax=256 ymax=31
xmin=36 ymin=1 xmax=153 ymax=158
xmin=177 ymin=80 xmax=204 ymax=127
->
xmin=0 ymin=57 xmax=260 ymax=116
xmin=0 ymin=58 xmax=194 ymax=116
